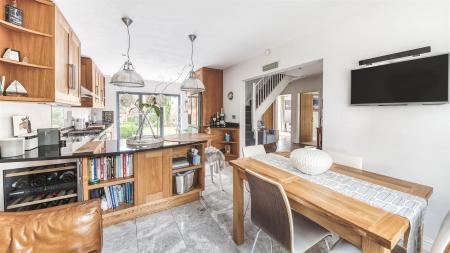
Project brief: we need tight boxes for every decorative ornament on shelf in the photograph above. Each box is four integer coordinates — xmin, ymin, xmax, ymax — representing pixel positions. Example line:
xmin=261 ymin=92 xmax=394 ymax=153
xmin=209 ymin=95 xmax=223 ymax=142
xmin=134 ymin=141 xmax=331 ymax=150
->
xmin=180 ymin=34 xmax=205 ymax=94
xmin=110 ymin=17 xmax=145 ymax=88
xmin=3 ymin=48 xmax=20 ymax=61
xmin=120 ymin=93 xmax=164 ymax=147
xmin=21 ymin=56 xmax=29 ymax=63
xmin=5 ymin=80 xmax=27 ymax=96
xmin=290 ymin=147 xmax=333 ymax=175
xmin=5 ymin=0 xmax=23 ymax=27
xmin=0 ymin=75 xmax=5 ymax=96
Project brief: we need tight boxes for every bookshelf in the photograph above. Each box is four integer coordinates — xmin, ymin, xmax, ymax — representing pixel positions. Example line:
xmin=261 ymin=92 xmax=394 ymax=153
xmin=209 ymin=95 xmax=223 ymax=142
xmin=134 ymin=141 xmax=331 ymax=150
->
xmin=81 ymin=153 xmax=135 ymax=215
xmin=80 ymin=142 xmax=206 ymax=227
xmin=209 ymin=127 xmax=240 ymax=161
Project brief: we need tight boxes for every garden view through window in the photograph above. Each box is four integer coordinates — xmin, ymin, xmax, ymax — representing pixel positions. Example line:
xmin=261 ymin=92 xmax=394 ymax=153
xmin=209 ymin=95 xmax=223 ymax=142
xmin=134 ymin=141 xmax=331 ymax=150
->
xmin=118 ymin=92 xmax=180 ymax=139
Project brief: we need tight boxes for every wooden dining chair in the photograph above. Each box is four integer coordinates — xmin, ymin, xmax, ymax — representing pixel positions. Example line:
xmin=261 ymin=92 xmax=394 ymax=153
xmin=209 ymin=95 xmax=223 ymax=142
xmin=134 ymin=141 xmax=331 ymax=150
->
xmin=331 ymin=211 xmax=450 ymax=253
xmin=326 ymin=150 xmax=363 ymax=169
xmin=245 ymin=169 xmax=331 ymax=253
xmin=242 ymin=145 xmax=266 ymax=158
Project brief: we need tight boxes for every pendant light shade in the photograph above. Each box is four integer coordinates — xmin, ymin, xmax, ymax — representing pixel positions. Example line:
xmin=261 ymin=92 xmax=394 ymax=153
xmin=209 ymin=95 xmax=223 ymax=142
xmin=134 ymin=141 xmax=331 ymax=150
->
xmin=180 ymin=34 xmax=205 ymax=94
xmin=110 ymin=17 xmax=145 ymax=88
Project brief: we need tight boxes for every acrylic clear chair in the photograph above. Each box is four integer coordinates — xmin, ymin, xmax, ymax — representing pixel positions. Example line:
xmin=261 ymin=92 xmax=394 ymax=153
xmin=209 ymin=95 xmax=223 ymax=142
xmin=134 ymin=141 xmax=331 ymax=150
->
xmin=246 ymin=170 xmax=331 ymax=253
xmin=242 ymin=145 xmax=266 ymax=158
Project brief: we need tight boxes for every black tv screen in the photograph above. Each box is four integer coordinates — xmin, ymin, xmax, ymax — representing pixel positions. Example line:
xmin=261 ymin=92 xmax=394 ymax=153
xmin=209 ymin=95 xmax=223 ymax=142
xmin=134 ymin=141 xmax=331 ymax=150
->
xmin=351 ymin=54 xmax=449 ymax=105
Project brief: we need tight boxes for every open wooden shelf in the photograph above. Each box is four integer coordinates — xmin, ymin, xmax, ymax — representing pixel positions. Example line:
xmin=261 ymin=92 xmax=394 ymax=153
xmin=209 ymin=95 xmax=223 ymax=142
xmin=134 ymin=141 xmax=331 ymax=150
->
xmin=172 ymin=165 xmax=202 ymax=174
xmin=173 ymin=187 xmax=202 ymax=197
xmin=34 ymin=0 xmax=53 ymax=6
xmin=102 ymin=203 xmax=134 ymax=216
xmin=0 ymin=19 xmax=53 ymax=37
xmin=209 ymin=127 xmax=239 ymax=131
xmin=88 ymin=176 xmax=135 ymax=190
xmin=216 ymin=141 xmax=239 ymax=144
xmin=7 ymin=193 xmax=77 ymax=210
xmin=0 ymin=58 xmax=53 ymax=69
xmin=0 ymin=96 xmax=53 ymax=102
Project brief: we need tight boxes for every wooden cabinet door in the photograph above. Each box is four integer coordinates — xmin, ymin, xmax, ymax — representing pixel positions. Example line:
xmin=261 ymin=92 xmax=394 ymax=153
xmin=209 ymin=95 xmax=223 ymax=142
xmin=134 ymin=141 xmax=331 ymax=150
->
xmin=68 ymin=31 xmax=81 ymax=100
xmin=54 ymin=8 xmax=80 ymax=105
xmin=134 ymin=151 xmax=164 ymax=204
xmin=54 ymin=8 xmax=70 ymax=99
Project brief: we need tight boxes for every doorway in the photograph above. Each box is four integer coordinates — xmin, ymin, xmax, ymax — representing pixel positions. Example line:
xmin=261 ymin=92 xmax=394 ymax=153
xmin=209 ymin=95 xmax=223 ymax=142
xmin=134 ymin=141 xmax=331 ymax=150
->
xmin=299 ymin=91 xmax=321 ymax=147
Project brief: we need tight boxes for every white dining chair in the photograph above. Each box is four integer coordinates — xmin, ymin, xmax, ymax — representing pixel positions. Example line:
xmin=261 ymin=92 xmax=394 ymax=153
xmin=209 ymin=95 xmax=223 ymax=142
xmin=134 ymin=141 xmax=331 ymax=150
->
xmin=242 ymin=145 xmax=266 ymax=158
xmin=431 ymin=211 xmax=450 ymax=253
xmin=331 ymin=211 xmax=450 ymax=253
xmin=326 ymin=150 xmax=363 ymax=169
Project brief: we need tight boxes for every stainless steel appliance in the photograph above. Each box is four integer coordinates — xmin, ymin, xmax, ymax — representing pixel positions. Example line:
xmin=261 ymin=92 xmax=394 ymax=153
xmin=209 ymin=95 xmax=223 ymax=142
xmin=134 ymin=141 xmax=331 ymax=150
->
xmin=37 ymin=128 xmax=60 ymax=146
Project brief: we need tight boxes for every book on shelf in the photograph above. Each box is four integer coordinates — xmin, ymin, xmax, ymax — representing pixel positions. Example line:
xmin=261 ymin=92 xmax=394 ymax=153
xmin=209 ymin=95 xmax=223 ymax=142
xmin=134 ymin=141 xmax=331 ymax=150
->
xmin=89 ymin=182 xmax=134 ymax=210
xmin=89 ymin=154 xmax=133 ymax=184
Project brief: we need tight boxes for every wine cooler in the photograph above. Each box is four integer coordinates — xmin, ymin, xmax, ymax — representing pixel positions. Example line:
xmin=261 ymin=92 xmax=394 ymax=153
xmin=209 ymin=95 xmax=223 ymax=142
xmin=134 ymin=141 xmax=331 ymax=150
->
xmin=3 ymin=162 xmax=79 ymax=212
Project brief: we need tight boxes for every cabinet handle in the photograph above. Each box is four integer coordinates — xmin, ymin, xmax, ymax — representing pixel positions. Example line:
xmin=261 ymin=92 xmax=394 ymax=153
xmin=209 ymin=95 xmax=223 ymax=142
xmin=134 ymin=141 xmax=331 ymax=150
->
xmin=68 ymin=64 xmax=77 ymax=90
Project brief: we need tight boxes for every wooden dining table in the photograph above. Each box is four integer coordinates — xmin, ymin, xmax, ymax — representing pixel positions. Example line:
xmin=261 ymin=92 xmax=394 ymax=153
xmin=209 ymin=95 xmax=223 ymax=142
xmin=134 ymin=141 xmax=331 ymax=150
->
xmin=230 ymin=155 xmax=433 ymax=253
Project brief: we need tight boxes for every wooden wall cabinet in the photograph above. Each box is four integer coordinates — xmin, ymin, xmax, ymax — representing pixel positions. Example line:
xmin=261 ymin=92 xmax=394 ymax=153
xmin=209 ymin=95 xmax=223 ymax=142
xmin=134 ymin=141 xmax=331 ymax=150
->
xmin=54 ymin=7 xmax=81 ymax=105
xmin=80 ymin=57 xmax=105 ymax=108
xmin=0 ymin=1 xmax=81 ymax=105
xmin=195 ymin=67 xmax=223 ymax=126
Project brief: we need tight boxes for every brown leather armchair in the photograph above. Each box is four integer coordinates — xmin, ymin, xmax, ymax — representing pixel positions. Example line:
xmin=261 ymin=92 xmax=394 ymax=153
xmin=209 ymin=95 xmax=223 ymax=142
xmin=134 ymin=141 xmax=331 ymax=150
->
xmin=0 ymin=199 xmax=102 ymax=253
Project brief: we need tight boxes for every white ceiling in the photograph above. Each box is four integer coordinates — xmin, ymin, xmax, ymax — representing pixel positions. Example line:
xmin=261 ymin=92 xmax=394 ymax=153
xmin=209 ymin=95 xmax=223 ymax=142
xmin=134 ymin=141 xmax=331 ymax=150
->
xmin=55 ymin=0 xmax=386 ymax=81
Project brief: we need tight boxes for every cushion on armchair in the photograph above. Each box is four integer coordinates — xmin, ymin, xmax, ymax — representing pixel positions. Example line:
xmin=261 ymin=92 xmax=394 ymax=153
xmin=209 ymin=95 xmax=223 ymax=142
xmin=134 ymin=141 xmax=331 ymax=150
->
xmin=0 ymin=199 xmax=102 ymax=253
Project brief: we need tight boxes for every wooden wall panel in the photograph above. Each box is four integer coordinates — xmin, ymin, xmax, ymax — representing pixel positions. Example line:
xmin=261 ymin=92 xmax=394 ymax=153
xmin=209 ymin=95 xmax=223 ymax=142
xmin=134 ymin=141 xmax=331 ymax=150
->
xmin=300 ymin=93 xmax=313 ymax=142
xmin=262 ymin=103 xmax=274 ymax=129
xmin=196 ymin=68 xmax=223 ymax=126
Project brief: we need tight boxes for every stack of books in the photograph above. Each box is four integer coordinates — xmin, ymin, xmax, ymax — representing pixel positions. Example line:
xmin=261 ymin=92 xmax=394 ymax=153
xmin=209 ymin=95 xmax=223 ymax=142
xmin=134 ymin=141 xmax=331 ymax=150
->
xmin=89 ymin=154 xmax=133 ymax=184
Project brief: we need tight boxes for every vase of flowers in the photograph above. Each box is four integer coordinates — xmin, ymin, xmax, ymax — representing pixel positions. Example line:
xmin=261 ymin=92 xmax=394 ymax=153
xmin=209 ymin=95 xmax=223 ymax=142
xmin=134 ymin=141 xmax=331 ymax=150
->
xmin=120 ymin=93 xmax=164 ymax=148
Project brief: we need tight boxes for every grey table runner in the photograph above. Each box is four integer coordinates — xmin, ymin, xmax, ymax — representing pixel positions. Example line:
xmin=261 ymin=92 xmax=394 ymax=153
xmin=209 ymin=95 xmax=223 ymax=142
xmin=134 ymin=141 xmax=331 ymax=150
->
xmin=252 ymin=153 xmax=427 ymax=253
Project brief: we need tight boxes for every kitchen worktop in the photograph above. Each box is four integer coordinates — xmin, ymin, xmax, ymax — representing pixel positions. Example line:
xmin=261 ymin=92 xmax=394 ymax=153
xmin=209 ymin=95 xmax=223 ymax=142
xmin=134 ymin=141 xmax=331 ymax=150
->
xmin=0 ymin=133 xmax=210 ymax=163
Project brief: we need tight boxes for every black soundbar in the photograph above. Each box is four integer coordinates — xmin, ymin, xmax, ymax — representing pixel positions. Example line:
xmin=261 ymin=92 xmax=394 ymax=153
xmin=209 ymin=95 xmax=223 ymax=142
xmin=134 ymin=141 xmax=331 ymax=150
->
xmin=359 ymin=46 xmax=431 ymax=66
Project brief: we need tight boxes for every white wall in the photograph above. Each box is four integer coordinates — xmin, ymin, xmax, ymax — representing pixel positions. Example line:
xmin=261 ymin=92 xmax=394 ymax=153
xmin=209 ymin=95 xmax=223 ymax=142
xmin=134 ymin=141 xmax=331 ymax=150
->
xmin=103 ymin=77 xmax=186 ymax=138
xmin=0 ymin=102 xmax=92 ymax=138
xmin=0 ymin=102 xmax=52 ymax=138
xmin=281 ymin=74 xmax=323 ymax=143
xmin=223 ymin=0 xmax=450 ymax=245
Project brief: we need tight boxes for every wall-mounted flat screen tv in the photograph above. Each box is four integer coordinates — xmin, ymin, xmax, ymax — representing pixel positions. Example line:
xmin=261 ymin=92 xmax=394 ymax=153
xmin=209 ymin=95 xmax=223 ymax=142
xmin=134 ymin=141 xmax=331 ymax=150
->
xmin=351 ymin=54 xmax=448 ymax=105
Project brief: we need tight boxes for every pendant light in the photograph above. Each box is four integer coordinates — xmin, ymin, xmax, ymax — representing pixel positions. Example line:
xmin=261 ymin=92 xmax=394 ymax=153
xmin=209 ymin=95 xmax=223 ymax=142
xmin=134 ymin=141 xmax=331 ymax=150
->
xmin=110 ymin=17 xmax=145 ymax=87
xmin=180 ymin=34 xmax=205 ymax=94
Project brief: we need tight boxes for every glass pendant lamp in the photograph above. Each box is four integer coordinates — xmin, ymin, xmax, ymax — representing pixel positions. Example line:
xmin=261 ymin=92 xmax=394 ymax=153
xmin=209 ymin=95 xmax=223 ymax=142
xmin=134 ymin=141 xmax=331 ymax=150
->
xmin=110 ymin=17 xmax=145 ymax=88
xmin=180 ymin=34 xmax=205 ymax=94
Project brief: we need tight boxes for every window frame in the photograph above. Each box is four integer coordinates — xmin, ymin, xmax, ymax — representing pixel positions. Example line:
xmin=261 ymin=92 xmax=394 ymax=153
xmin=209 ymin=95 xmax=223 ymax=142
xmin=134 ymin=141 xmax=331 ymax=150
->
xmin=116 ymin=91 xmax=181 ymax=139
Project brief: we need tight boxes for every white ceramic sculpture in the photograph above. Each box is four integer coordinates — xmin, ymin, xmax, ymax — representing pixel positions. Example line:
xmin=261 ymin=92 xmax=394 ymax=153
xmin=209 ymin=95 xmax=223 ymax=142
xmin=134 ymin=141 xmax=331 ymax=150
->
xmin=290 ymin=147 xmax=333 ymax=175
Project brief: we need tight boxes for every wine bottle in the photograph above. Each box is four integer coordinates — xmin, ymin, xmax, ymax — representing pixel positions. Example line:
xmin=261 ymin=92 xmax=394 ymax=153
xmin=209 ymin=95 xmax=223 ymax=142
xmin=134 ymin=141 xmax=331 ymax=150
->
xmin=219 ymin=108 xmax=225 ymax=127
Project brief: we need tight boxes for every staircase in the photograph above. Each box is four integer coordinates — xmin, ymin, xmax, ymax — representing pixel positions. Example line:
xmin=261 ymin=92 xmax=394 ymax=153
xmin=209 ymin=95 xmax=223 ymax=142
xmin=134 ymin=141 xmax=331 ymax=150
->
xmin=251 ymin=73 xmax=292 ymax=144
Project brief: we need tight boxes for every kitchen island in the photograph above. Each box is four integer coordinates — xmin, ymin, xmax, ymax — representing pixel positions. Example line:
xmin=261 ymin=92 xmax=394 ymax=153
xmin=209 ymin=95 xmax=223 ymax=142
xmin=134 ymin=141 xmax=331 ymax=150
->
xmin=0 ymin=134 xmax=209 ymax=226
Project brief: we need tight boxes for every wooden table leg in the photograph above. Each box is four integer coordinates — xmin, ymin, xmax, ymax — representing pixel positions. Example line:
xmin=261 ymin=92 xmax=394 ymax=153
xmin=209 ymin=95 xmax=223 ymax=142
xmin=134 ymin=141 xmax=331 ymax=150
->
xmin=233 ymin=165 xmax=244 ymax=245
xmin=362 ymin=238 xmax=391 ymax=253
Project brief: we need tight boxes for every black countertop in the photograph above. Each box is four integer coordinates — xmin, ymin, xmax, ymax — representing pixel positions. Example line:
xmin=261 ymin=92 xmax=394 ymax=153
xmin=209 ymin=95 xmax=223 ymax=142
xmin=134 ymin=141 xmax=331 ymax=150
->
xmin=0 ymin=137 xmax=206 ymax=163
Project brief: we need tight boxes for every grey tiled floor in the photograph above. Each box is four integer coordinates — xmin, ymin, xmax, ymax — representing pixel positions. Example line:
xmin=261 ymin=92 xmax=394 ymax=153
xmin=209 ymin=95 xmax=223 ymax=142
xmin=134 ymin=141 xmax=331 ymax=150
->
xmin=103 ymin=165 xmax=333 ymax=253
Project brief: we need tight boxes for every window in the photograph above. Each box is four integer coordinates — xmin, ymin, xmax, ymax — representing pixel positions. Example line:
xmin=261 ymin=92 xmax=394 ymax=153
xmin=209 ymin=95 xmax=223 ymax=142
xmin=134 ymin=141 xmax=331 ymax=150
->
xmin=185 ymin=94 xmax=200 ymax=129
xmin=117 ymin=92 xmax=180 ymax=139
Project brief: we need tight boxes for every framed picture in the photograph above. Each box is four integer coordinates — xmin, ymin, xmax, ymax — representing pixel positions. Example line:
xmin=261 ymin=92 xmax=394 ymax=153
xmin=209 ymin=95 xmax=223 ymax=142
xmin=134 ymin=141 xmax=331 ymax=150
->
xmin=2 ymin=48 xmax=20 ymax=61
xmin=12 ymin=115 xmax=31 ymax=136
xmin=6 ymin=4 xmax=23 ymax=26
xmin=102 ymin=111 xmax=114 ymax=124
